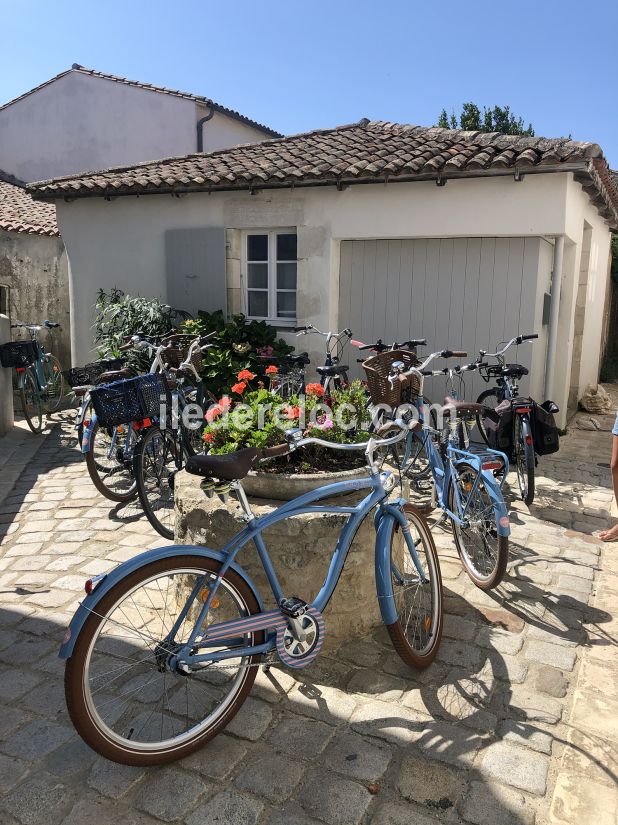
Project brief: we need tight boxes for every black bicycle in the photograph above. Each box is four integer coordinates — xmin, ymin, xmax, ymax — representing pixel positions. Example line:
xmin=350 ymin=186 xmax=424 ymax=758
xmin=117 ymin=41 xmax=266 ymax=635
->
xmin=476 ymin=333 xmax=539 ymax=505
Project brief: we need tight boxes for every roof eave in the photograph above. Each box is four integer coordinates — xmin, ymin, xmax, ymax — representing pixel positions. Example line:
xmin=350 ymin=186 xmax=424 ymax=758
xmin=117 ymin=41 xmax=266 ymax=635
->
xmin=29 ymin=161 xmax=618 ymax=230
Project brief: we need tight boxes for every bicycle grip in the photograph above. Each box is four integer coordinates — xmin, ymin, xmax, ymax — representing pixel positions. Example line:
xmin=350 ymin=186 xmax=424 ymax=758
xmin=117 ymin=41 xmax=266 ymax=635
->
xmin=521 ymin=333 xmax=538 ymax=341
xmin=294 ymin=326 xmax=308 ymax=333
xmin=441 ymin=350 xmax=467 ymax=358
xmin=118 ymin=342 xmax=134 ymax=352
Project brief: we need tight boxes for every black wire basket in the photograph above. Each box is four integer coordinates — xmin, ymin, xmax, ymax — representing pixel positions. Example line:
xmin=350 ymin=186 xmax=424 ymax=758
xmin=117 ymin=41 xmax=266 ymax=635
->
xmin=0 ymin=341 xmax=38 ymax=369
xmin=90 ymin=374 xmax=169 ymax=428
xmin=63 ymin=358 xmax=127 ymax=388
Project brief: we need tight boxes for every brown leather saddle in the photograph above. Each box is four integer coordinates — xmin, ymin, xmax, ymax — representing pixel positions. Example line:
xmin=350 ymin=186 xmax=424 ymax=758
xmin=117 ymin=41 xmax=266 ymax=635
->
xmin=186 ymin=444 xmax=289 ymax=481
xmin=442 ymin=396 xmax=486 ymax=417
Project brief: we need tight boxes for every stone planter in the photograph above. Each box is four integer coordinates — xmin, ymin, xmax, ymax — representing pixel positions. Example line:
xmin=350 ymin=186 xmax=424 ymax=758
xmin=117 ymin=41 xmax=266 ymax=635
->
xmin=242 ymin=465 xmax=367 ymax=501
xmin=174 ymin=469 xmax=383 ymax=650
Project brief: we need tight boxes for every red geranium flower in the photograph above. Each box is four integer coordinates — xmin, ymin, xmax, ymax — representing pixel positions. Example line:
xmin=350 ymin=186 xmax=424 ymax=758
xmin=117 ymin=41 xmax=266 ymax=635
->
xmin=231 ymin=381 xmax=247 ymax=395
xmin=283 ymin=405 xmax=301 ymax=420
xmin=265 ymin=365 xmax=278 ymax=375
xmin=205 ymin=406 xmax=222 ymax=423
xmin=203 ymin=432 xmax=214 ymax=443
xmin=218 ymin=396 xmax=232 ymax=411
xmin=237 ymin=369 xmax=255 ymax=381
xmin=306 ymin=383 xmax=325 ymax=397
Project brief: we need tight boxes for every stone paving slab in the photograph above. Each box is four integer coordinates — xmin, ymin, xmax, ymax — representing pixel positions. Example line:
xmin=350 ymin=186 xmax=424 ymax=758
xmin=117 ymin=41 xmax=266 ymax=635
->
xmin=0 ymin=416 xmax=615 ymax=824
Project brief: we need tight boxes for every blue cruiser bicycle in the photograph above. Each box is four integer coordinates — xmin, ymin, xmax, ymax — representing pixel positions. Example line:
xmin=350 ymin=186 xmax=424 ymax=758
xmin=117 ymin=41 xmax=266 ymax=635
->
xmin=363 ymin=347 xmax=511 ymax=590
xmin=61 ymin=425 xmax=443 ymax=765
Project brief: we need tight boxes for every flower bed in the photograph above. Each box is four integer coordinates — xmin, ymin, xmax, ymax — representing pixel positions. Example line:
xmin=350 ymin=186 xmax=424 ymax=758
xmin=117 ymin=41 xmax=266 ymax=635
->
xmin=202 ymin=372 xmax=371 ymax=475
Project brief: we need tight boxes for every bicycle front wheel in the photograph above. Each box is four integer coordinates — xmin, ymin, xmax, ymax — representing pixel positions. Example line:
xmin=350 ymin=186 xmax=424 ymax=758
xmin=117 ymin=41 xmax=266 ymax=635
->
xmin=475 ymin=388 xmax=502 ymax=444
xmin=385 ymin=504 xmax=443 ymax=668
xmin=42 ymin=354 xmax=65 ymax=413
xmin=86 ymin=421 xmax=137 ymax=502
xmin=134 ymin=427 xmax=184 ymax=539
xmin=19 ymin=368 xmax=43 ymax=433
xmin=449 ymin=462 xmax=508 ymax=589
xmin=65 ymin=555 xmax=263 ymax=766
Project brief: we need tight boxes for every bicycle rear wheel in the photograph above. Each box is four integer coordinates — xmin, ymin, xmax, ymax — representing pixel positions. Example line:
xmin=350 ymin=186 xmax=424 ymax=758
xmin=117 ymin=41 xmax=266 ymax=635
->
xmin=65 ymin=555 xmax=263 ymax=766
xmin=134 ymin=427 xmax=184 ymax=539
xmin=86 ymin=421 xmax=137 ymax=502
xmin=385 ymin=504 xmax=443 ymax=668
xmin=514 ymin=415 xmax=535 ymax=505
xmin=449 ymin=462 xmax=508 ymax=589
xmin=42 ymin=354 xmax=65 ymax=413
xmin=19 ymin=368 xmax=43 ymax=433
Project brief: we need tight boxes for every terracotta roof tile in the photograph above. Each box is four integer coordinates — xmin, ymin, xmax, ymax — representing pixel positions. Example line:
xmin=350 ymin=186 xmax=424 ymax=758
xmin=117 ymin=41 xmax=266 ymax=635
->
xmin=0 ymin=171 xmax=59 ymax=236
xmin=28 ymin=119 xmax=618 ymax=226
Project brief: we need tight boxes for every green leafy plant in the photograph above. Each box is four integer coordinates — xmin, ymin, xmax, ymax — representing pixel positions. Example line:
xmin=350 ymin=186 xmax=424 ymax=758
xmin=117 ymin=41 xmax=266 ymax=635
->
xmin=203 ymin=377 xmax=370 ymax=474
xmin=180 ymin=311 xmax=294 ymax=397
xmin=93 ymin=288 xmax=187 ymax=372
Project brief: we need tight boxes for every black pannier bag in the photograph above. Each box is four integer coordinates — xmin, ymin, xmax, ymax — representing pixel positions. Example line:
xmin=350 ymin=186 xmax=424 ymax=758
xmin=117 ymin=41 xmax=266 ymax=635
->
xmin=482 ymin=399 xmax=513 ymax=456
xmin=532 ymin=400 xmax=560 ymax=456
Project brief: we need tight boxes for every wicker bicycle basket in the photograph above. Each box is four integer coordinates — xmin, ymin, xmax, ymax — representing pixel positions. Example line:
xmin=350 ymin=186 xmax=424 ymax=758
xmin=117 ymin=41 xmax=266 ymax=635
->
xmin=0 ymin=341 xmax=38 ymax=369
xmin=363 ymin=349 xmax=421 ymax=407
xmin=160 ymin=343 xmax=202 ymax=373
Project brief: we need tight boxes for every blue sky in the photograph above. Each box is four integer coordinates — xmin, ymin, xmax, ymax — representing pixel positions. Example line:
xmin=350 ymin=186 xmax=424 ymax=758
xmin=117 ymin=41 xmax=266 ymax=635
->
xmin=2 ymin=0 xmax=617 ymax=166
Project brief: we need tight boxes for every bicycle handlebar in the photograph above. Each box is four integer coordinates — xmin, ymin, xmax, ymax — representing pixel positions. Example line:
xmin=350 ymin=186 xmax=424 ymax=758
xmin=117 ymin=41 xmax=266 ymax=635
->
xmin=295 ymin=324 xmax=352 ymax=339
xmin=352 ymin=337 xmax=427 ymax=352
xmin=484 ymin=333 xmax=538 ymax=358
xmin=285 ymin=426 xmax=405 ymax=454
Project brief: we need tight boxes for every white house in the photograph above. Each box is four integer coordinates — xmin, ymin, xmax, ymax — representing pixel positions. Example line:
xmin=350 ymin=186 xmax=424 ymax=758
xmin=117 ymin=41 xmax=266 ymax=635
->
xmin=0 ymin=65 xmax=280 ymax=348
xmin=0 ymin=64 xmax=281 ymax=183
xmin=30 ymin=120 xmax=618 ymax=426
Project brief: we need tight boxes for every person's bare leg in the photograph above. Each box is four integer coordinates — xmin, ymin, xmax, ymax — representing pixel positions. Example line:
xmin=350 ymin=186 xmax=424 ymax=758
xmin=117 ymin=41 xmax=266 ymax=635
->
xmin=599 ymin=434 xmax=618 ymax=541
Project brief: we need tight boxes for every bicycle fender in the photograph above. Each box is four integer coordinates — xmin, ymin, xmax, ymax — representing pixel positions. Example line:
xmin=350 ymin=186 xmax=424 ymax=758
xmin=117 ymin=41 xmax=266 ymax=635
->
xmin=81 ymin=413 xmax=97 ymax=454
xmin=479 ymin=473 xmax=511 ymax=537
xmin=374 ymin=510 xmax=399 ymax=626
xmin=520 ymin=417 xmax=535 ymax=469
xmin=58 ymin=545 xmax=264 ymax=659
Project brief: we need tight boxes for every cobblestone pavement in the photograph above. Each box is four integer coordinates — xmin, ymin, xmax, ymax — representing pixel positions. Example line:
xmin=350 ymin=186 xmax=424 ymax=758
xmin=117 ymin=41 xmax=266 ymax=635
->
xmin=0 ymin=412 xmax=616 ymax=825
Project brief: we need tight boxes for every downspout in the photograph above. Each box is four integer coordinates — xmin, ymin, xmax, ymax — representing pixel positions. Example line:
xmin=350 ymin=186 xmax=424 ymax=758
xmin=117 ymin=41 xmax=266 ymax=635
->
xmin=544 ymin=235 xmax=565 ymax=400
xmin=196 ymin=104 xmax=215 ymax=152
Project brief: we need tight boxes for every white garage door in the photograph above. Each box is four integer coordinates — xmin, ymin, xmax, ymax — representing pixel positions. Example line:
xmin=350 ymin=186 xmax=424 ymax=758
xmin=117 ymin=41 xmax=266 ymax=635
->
xmin=339 ymin=236 xmax=547 ymax=399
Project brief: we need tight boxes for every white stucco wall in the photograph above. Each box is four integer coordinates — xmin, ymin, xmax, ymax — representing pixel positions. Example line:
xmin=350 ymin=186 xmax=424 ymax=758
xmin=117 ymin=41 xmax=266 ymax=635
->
xmin=564 ymin=177 xmax=612 ymax=394
xmin=197 ymin=105 xmax=275 ymax=153
xmin=53 ymin=172 xmax=612 ymax=427
xmin=0 ymin=72 xmax=274 ymax=183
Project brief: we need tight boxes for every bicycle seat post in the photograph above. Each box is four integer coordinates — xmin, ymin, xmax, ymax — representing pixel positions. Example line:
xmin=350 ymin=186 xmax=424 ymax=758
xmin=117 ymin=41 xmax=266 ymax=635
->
xmin=232 ymin=481 xmax=254 ymax=523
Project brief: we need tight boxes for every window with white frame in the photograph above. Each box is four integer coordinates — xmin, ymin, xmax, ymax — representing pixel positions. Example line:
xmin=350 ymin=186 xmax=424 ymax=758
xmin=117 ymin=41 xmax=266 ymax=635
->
xmin=244 ymin=230 xmax=297 ymax=323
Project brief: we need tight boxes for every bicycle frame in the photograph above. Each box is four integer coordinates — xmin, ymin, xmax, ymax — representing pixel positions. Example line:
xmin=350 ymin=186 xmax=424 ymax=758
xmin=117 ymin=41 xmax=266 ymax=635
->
xmin=163 ymin=471 xmax=425 ymax=669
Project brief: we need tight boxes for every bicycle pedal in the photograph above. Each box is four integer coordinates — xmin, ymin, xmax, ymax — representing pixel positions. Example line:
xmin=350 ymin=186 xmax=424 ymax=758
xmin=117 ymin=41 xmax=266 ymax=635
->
xmin=279 ymin=596 xmax=308 ymax=618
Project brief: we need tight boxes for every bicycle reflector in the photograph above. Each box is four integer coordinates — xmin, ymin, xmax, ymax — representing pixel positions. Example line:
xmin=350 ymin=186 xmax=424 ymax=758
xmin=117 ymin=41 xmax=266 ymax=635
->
xmin=84 ymin=574 xmax=106 ymax=595
xmin=15 ymin=367 xmax=25 ymax=373
xmin=482 ymin=461 xmax=502 ymax=471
